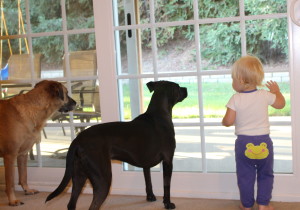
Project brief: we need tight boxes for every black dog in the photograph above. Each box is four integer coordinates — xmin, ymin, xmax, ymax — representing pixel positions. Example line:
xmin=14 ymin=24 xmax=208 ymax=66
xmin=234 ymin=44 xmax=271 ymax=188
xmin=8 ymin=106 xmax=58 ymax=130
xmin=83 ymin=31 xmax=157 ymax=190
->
xmin=46 ymin=81 xmax=188 ymax=210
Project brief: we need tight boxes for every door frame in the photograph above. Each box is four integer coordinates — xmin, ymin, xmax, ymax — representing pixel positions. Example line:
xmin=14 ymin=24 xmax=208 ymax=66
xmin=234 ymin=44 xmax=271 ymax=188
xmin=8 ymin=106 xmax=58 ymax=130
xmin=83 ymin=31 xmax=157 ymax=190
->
xmin=92 ymin=0 xmax=300 ymax=201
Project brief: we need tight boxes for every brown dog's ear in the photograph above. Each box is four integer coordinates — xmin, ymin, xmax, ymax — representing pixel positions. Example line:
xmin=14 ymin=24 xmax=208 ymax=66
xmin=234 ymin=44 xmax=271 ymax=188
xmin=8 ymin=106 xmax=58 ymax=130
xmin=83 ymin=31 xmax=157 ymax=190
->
xmin=49 ymin=82 xmax=65 ymax=100
xmin=34 ymin=80 xmax=47 ymax=88
xmin=147 ymin=81 xmax=155 ymax=92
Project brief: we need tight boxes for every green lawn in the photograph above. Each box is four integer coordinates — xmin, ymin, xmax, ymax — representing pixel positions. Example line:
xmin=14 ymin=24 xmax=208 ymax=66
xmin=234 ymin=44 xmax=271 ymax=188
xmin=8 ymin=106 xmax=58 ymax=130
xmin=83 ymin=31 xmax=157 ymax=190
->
xmin=121 ymin=82 xmax=291 ymax=119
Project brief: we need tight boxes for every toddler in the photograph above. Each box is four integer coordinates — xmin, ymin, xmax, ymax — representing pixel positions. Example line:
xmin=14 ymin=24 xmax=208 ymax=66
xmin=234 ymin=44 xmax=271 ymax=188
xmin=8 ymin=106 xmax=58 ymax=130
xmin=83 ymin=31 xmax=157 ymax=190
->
xmin=222 ymin=55 xmax=286 ymax=210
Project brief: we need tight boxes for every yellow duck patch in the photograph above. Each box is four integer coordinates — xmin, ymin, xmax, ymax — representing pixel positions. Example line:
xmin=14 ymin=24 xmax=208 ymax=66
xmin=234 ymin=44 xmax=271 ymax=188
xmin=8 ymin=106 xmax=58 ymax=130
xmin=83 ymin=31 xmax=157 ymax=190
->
xmin=245 ymin=142 xmax=269 ymax=160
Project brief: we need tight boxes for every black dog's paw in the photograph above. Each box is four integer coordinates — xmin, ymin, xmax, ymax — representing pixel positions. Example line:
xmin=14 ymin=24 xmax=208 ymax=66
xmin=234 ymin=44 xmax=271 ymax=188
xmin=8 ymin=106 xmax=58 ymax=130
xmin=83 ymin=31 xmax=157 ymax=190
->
xmin=146 ymin=194 xmax=157 ymax=202
xmin=164 ymin=202 xmax=176 ymax=209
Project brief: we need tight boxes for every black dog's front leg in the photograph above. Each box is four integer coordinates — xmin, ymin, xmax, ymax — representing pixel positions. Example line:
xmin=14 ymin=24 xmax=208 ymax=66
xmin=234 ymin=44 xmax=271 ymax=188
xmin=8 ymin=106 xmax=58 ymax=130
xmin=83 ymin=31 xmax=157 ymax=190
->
xmin=162 ymin=161 xmax=175 ymax=209
xmin=143 ymin=168 xmax=156 ymax=201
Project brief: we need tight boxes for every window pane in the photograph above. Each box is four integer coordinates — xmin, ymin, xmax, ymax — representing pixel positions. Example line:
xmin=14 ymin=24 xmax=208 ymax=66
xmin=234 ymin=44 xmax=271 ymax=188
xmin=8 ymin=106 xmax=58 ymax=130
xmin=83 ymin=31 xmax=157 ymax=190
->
xmin=158 ymin=77 xmax=199 ymax=119
xmin=199 ymin=0 xmax=239 ymax=18
xmin=157 ymin=26 xmax=196 ymax=73
xmin=30 ymin=0 xmax=62 ymax=33
xmin=64 ymin=50 xmax=97 ymax=77
xmin=115 ymin=30 xmax=128 ymax=75
xmin=38 ymin=127 xmax=72 ymax=168
xmin=174 ymin=127 xmax=202 ymax=172
xmin=115 ymin=29 xmax=154 ymax=75
xmin=265 ymin=72 xmax=290 ymax=117
xmin=119 ymin=77 xmax=198 ymax=117
xmin=202 ymin=76 xmax=234 ymax=121
xmin=6 ymin=53 xmax=41 ymax=80
xmin=1 ymin=38 xmax=30 ymax=64
xmin=119 ymin=77 xmax=198 ymax=120
xmin=119 ymin=78 xmax=155 ymax=121
xmin=205 ymin=126 xmax=236 ymax=172
xmin=272 ymin=126 xmax=292 ymax=173
xmin=1 ymin=1 xmax=27 ymax=35
xmin=246 ymin=18 xmax=288 ymax=68
xmin=68 ymin=33 xmax=96 ymax=52
xmin=32 ymin=36 xmax=64 ymax=79
xmin=3 ymin=82 xmax=33 ymax=98
xmin=66 ymin=0 xmax=94 ymax=30
xmin=140 ymin=29 xmax=153 ymax=74
xmin=71 ymin=79 xmax=100 ymax=119
xmin=155 ymin=0 xmax=194 ymax=22
xmin=244 ymin=0 xmax=287 ymax=15
xmin=199 ymin=22 xmax=241 ymax=71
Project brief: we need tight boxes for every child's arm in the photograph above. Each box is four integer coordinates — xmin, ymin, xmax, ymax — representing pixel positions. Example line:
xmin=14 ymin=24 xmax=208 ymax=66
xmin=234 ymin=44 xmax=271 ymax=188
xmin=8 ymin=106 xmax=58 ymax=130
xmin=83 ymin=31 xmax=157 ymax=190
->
xmin=222 ymin=107 xmax=236 ymax=127
xmin=266 ymin=80 xmax=286 ymax=109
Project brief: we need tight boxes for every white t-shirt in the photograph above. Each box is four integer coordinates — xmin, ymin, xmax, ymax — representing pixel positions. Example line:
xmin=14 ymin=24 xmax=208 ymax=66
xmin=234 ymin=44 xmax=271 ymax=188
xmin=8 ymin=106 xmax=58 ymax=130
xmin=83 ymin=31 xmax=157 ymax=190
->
xmin=226 ymin=89 xmax=276 ymax=135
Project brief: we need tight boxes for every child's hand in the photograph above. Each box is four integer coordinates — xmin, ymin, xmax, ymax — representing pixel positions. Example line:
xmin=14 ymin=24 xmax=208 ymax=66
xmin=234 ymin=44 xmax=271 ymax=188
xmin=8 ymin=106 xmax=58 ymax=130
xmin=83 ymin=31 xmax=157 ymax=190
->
xmin=266 ymin=80 xmax=285 ymax=109
xmin=266 ymin=80 xmax=280 ymax=94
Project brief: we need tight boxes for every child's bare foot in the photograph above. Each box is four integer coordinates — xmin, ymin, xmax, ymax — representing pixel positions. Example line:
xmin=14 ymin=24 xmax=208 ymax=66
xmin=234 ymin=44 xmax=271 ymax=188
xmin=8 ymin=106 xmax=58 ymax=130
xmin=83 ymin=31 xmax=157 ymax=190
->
xmin=258 ymin=204 xmax=274 ymax=210
xmin=239 ymin=204 xmax=252 ymax=210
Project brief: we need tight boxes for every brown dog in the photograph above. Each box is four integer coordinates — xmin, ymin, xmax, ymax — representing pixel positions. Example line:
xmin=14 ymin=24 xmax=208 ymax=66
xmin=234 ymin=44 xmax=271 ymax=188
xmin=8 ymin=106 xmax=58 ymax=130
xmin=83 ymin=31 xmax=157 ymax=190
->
xmin=0 ymin=80 xmax=76 ymax=206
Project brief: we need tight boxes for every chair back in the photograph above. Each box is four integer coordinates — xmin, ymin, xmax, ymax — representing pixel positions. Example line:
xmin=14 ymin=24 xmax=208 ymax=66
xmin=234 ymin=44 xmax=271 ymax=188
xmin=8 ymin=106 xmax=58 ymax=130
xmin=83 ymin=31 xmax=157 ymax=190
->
xmin=63 ymin=50 xmax=100 ymax=113
xmin=8 ymin=54 xmax=41 ymax=80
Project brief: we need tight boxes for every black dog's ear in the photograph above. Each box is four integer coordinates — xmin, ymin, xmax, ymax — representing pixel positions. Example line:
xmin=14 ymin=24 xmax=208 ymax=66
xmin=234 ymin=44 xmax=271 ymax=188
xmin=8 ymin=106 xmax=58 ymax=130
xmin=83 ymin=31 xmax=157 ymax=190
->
xmin=146 ymin=81 xmax=155 ymax=92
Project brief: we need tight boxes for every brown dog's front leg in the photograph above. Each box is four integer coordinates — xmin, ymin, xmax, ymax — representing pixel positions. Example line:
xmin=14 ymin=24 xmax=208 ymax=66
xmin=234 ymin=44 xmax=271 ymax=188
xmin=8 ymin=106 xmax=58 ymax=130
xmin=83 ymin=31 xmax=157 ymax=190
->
xmin=17 ymin=154 xmax=39 ymax=195
xmin=143 ymin=168 xmax=156 ymax=201
xmin=4 ymin=155 xmax=24 ymax=206
xmin=162 ymin=160 xmax=175 ymax=209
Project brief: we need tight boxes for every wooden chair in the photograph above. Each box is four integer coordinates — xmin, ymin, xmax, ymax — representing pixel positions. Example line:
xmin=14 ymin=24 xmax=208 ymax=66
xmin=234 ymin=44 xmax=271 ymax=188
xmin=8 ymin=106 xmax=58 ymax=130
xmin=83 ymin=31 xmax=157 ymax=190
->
xmin=53 ymin=50 xmax=101 ymax=133
xmin=6 ymin=54 xmax=41 ymax=97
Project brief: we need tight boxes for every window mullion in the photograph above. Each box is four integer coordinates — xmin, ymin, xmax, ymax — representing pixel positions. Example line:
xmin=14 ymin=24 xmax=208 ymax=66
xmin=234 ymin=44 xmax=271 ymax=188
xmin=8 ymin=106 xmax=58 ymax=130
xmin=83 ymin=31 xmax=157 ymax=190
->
xmin=149 ymin=0 xmax=158 ymax=80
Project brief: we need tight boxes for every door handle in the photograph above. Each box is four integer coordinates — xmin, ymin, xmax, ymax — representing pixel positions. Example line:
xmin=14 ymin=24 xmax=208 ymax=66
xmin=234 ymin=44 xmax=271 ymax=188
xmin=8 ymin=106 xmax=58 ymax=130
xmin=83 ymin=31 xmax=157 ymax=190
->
xmin=290 ymin=0 xmax=300 ymax=26
xmin=127 ymin=13 xmax=132 ymax=38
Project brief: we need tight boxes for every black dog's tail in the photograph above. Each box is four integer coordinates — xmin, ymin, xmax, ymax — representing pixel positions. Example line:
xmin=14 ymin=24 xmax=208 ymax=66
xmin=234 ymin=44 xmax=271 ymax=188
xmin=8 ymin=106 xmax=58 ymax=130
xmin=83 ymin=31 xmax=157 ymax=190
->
xmin=45 ymin=140 xmax=78 ymax=203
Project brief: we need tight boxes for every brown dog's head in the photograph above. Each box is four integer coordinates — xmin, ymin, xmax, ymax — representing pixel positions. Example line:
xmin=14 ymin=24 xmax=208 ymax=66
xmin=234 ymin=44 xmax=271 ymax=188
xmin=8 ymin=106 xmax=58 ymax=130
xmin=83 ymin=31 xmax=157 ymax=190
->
xmin=35 ymin=80 xmax=76 ymax=113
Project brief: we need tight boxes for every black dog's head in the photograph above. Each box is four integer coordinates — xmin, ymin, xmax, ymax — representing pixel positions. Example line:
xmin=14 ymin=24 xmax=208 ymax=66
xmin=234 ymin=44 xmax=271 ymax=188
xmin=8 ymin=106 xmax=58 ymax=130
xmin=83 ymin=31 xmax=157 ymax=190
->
xmin=147 ymin=81 xmax=188 ymax=107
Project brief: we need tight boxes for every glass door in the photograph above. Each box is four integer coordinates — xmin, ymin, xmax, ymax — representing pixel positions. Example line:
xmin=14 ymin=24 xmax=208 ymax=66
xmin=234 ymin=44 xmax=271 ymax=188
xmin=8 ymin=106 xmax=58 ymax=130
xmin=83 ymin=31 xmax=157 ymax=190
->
xmin=113 ymin=0 xmax=291 ymax=173
xmin=99 ymin=0 xmax=300 ymax=200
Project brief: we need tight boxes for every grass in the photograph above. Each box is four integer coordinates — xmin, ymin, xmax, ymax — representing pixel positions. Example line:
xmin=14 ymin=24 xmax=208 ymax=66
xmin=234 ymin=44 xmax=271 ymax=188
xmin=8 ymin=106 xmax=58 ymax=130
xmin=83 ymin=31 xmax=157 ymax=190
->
xmin=119 ymin=82 xmax=291 ymax=120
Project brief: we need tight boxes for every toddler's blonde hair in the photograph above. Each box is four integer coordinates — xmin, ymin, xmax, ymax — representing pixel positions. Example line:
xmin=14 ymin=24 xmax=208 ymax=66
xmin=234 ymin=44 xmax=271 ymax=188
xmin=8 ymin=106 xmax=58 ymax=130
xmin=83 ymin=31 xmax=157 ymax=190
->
xmin=232 ymin=55 xmax=264 ymax=87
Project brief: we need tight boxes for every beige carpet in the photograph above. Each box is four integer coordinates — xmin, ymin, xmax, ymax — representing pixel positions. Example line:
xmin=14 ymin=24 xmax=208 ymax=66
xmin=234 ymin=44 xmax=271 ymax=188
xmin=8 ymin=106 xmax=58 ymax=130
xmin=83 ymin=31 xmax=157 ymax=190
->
xmin=0 ymin=190 xmax=300 ymax=210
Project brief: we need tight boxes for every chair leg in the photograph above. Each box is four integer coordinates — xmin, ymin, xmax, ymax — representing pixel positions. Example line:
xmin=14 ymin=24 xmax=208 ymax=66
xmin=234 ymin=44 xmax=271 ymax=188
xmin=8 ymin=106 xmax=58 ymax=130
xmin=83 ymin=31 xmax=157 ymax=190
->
xmin=62 ymin=126 xmax=66 ymax=136
xmin=43 ymin=129 xmax=47 ymax=139
xmin=29 ymin=148 xmax=35 ymax=160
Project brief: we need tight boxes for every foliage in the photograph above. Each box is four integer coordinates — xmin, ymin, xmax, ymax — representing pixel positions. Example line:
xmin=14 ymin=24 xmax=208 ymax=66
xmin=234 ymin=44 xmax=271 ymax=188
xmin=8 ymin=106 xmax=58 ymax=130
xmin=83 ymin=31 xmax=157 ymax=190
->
xmin=200 ymin=22 xmax=241 ymax=67
xmin=138 ymin=0 xmax=288 ymax=67
xmin=1 ymin=0 xmax=288 ymax=68
xmin=1 ymin=0 xmax=94 ymax=66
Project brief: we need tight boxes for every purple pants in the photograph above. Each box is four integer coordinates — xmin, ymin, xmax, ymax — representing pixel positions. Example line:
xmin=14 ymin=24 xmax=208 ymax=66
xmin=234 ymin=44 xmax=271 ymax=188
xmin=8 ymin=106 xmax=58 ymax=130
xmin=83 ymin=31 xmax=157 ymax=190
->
xmin=235 ymin=135 xmax=274 ymax=208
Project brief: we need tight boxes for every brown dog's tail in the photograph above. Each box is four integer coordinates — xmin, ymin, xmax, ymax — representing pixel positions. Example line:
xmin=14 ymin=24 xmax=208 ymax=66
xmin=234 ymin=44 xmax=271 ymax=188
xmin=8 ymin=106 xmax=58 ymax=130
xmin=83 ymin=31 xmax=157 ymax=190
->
xmin=45 ymin=140 xmax=78 ymax=203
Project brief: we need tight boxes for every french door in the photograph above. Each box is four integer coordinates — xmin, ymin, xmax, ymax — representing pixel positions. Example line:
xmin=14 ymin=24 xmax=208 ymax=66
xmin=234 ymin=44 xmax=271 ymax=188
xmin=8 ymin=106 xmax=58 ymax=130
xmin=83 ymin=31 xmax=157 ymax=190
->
xmin=95 ymin=0 xmax=300 ymax=201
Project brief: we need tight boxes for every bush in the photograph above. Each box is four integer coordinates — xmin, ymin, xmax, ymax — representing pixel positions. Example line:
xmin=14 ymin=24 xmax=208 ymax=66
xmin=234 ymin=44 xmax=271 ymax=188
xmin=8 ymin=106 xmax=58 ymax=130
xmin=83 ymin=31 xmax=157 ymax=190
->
xmin=138 ymin=0 xmax=288 ymax=67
